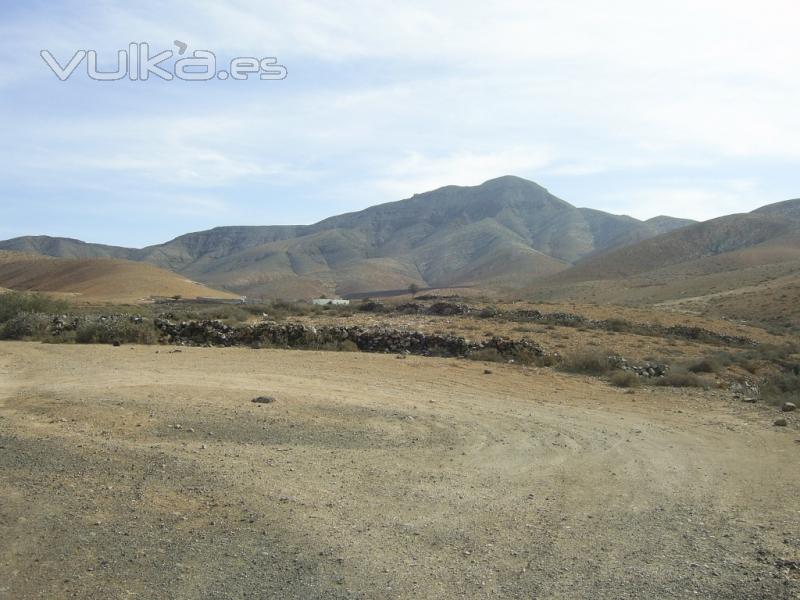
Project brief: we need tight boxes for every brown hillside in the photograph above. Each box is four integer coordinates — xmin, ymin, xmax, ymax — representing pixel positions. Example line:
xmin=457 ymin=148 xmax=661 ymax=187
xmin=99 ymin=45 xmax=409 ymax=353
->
xmin=522 ymin=204 xmax=800 ymax=327
xmin=0 ymin=252 xmax=238 ymax=303
xmin=548 ymin=213 xmax=795 ymax=283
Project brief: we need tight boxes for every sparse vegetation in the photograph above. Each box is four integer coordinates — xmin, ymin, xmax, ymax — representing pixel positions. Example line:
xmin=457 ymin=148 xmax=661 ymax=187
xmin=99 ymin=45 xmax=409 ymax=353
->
xmin=609 ymin=371 xmax=640 ymax=388
xmin=308 ymin=338 xmax=360 ymax=352
xmin=467 ymin=348 xmax=507 ymax=363
xmin=688 ymin=358 xmax=720 ymax=374
xmin=164 ymin=304 xmax=253 ymax=323
xmin=558 ymin=349 xmax=615 ymax=375
xmin=75 ymin=320 xmax=159 ymax=345
xmin=653 ymin=371 xmax=708 ymax=388
xmin=478 ymin=306 xmax=500 ymax=319
xmin=467 ymin=346 xmax=553 ymax=367
xmin=358 ymin=299 xmax=386 ymax=313
xmin=0 ymin=312 xmax=52 ymax=340
xmin=0 ymin=291 xmax=68 ymax=323
xmin=760 ymin=370 xmax=800 ymax=407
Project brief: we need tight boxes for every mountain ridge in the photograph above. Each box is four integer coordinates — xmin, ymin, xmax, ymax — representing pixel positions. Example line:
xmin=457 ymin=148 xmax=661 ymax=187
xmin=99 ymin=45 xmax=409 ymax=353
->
xmin=0 ymin=176 xmax=699 ymax=298
xmin=523 ymin=198 xmax=800 ymax=326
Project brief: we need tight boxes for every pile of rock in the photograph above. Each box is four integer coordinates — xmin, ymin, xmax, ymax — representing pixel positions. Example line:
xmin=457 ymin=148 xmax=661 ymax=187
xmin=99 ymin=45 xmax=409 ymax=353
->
xmin=426 ymin=302 xmax=472 ymax=316
xmin=394 ymin=302 xmax=423 ymax=314
xmin=153 ymin=319 xmax=545 ymax=360
xmin=655 ymin=324 xmax=755 ymax=347
xmin=730 ymin=380 xmax=760 ymax=402
xmin=49 ymin=313 xmax=146 ymax=335
xmin=609 ymin=356 xmax=670 ymax=378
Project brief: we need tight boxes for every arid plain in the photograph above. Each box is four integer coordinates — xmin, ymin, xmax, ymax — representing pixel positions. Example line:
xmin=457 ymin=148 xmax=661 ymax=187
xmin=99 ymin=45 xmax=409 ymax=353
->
xmin=1 ymin=324 xmax=799 ymax=598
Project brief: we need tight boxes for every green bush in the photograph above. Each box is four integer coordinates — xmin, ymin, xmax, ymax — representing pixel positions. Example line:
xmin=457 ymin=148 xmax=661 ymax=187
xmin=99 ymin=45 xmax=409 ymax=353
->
xmin=0 ymin=312 xmax=52 ymax=340
xmin=0 ymin=292 xmax=68 ymax=323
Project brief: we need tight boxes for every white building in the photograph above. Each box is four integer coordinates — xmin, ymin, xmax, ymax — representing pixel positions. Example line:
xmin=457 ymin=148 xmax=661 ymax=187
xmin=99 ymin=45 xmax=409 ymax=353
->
xmin=312 ymin=298 xmax=350 ymax=306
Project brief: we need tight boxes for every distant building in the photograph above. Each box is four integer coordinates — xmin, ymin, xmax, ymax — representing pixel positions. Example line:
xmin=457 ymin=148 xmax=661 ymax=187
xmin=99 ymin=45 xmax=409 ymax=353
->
xmin=312 ymin=298 xmax=350 ymax=306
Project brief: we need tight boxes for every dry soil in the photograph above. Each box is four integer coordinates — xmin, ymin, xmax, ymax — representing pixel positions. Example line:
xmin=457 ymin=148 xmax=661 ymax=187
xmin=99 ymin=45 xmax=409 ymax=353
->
xmin=0 ymin=342 xmax=798 ymax=599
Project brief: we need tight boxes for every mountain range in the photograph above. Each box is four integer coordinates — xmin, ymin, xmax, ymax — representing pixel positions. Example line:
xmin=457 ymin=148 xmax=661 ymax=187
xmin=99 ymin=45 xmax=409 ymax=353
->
xmin=3 ymin=175 xmax=799 ymax=326
xmin=526 ymin=194 xmax=800 ymax=327
xmin=0 ymin=176 xmax=694 ymax=298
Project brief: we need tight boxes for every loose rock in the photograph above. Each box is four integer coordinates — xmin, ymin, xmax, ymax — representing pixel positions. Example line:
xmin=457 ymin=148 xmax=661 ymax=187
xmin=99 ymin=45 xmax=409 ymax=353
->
xmin=252 ymin=396 xmax=276 ymax=404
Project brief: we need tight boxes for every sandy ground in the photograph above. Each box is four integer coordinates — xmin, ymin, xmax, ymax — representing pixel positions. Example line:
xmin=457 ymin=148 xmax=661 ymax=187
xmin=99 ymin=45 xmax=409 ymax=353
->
xmin=0 ymin=342 xmax=798 ymax=599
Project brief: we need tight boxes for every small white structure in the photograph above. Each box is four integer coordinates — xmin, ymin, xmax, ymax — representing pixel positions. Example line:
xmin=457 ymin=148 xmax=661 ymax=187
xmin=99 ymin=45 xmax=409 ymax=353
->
xmin=312 ymin=298 xmax=350 ymax=306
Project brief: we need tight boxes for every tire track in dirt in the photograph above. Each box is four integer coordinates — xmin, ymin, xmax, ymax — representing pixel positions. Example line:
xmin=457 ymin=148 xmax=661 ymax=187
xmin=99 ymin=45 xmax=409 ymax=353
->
xmin=0 ymin=343 xmax=797 ymax=599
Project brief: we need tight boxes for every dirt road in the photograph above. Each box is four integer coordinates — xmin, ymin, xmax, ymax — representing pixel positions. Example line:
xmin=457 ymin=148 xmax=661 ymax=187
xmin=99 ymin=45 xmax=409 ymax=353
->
xmin=0 ymin=342 xmax=797 ymax=599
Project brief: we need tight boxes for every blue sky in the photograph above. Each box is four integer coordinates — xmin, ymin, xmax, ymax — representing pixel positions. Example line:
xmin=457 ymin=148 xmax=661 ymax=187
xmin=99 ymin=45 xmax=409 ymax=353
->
xmin=1 ymin=1 xmax=799 ymax=247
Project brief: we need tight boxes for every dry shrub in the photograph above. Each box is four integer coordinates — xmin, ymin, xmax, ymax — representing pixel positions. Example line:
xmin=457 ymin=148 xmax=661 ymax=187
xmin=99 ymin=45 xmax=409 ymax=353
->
xmin=688 ymin=358 xmax=720 ymax=374
xmin=338 ymin=339 xmax=359 ymax=352
xmin=559 ymin=349 xmax=614 ymax=375
xmin=760 ymin=370 xmax=800 ymax=407
xmin=468 ymin=348 xmax=507 ymax=363
xmin=75 ymin=321 xmax=158 ymax=345
xmin=609 ymin=371 xmax=640 ymax=388
xmin=653 ymin=371 xmax=708 ymax=388
xmin=309 ymin=339 xmax=360 ymax=352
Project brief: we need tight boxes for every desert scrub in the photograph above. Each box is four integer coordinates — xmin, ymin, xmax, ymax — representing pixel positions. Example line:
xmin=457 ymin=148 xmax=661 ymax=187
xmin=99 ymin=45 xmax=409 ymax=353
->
xmin=0 ymin=291 xmax=68 ymax=323
xmin=653 ymin=371 xmax=708 ymax=388
xmin=264 ymin=300 xmax=318 ymax=320
xmin=195 ymin=305 xmax=251 ymax=323
xmin=760 ymin=370 xmax=800 ymax=407
xmin=467 ymin=347 xmax=552 ymax=366
xmin=477 ymin=306 xmax=500 ymax=319
xmin=467 ymin=348 xmax=507 ymax=363
xmin=309 ymin=339 xmax=360 ymax=352
xmin=688 ymin=358 xmax=720 ymax=374
xmin=558 ymin=349 xmax=616 ymax=375
xmin=75 ymin=320 xmax=158 ymax=345
xmin=609 ymin=371 xmax=640 ymax=388
xmin=358 ymin=300 xmax=386 ymax=313
xmin=0 ymin=312 xmax=52 ymax=340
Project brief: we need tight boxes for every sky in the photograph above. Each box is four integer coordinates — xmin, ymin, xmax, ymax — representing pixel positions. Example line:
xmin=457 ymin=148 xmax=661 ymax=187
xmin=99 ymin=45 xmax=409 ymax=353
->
xmin=1 ymin=0 xmax=799 ymax=247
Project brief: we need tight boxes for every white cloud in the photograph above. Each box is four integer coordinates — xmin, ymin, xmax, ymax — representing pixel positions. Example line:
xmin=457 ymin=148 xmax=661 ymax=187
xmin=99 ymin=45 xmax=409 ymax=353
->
xmin=161 ymin=195 xmax=229 ymax=216
xmin=1 ymin=0 xmax=800 ymax=242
